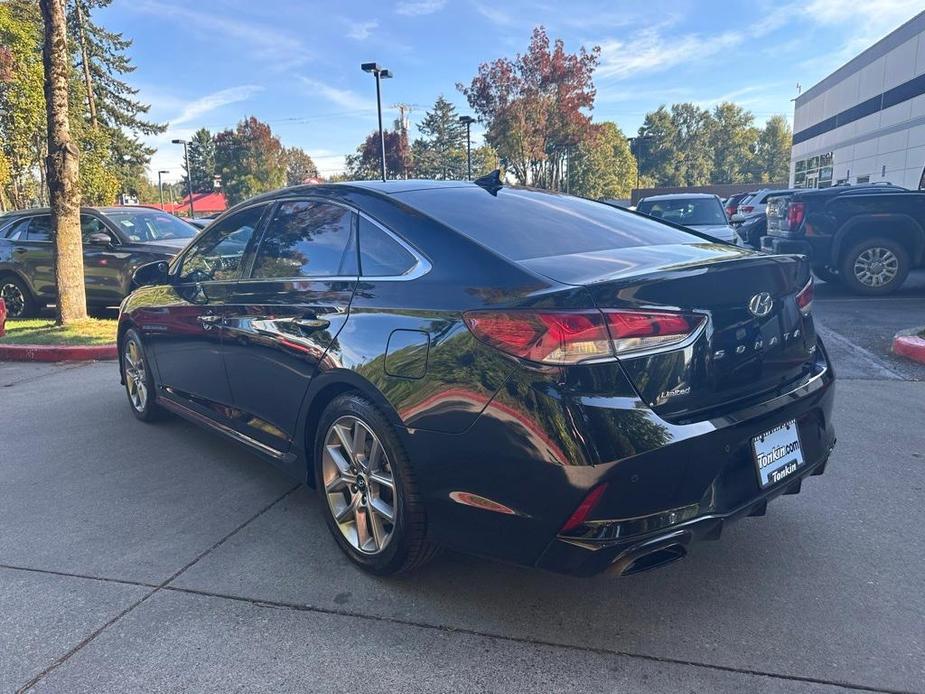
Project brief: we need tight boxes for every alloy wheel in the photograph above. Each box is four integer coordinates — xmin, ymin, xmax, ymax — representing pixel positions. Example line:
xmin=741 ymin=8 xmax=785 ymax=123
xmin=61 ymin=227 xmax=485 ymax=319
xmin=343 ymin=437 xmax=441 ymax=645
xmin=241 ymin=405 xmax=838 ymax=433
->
xmin=1 ymin=282 xmax=25 ymax=317
xmin=322 ymin=415 xmax=397 ymax=555
xmin=123 ymin=339 xmax=148 ymax=412
xmin=853 ymin=247 xmax=899 ymax=287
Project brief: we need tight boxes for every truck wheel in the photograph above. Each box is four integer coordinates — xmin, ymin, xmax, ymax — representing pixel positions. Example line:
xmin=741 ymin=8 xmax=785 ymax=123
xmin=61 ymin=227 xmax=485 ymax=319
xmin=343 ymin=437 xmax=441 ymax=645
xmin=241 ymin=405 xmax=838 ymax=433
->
xmin=839 ymin=237 xmax=909 ymax=296
xmin=812 ymin=266 xmax=840 ymax=284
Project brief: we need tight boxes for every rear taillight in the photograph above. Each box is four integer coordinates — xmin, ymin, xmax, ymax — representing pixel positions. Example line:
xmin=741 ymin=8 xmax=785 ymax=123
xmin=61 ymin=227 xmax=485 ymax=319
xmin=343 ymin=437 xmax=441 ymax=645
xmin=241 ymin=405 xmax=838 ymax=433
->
xmin=603 ymin=310 xmax=704 ymax=355
xmin=463 ymin=310 xmax=611 ymax=365
xmin=796 ymin=277 xmax=813 ymax=316
xmin=787 ymin=202 xmax=805 ymax=231
xmin=463 ymin=309 xmax=704 ymax=365
xmin=725 ymin=206 xmax=736 ymax=216
xmin=740 ymin=205 xmax=754 ymax=214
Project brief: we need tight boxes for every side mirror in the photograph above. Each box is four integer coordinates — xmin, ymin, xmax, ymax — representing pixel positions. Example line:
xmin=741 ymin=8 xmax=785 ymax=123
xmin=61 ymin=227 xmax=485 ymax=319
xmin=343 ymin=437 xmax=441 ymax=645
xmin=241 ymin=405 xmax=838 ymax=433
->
xmin=132 ymin=260 xmax=169 ymax=288
xmin=87 ymin=232 xmax=113 ymax=246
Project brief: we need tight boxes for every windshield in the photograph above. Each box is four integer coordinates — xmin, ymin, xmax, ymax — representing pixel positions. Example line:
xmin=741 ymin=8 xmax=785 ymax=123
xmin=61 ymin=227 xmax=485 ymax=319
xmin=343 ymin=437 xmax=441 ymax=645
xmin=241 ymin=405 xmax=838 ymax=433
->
xmin=106 ymin=210 xmax=198 ymax=242
xmin=637 ymin=198 xmax=727 ymax=226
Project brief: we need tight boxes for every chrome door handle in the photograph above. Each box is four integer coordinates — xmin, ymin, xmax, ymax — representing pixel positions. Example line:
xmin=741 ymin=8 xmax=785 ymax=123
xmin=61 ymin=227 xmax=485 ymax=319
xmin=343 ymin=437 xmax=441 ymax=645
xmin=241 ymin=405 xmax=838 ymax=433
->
xmin=293 ymin=318 xmax=330 ymax=329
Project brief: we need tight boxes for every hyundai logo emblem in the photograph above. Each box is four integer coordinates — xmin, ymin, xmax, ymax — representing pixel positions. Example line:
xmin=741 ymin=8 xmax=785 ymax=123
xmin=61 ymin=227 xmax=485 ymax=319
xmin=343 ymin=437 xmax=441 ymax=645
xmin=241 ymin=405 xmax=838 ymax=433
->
xmin=748 ymin=292 xmax=774 ymax=317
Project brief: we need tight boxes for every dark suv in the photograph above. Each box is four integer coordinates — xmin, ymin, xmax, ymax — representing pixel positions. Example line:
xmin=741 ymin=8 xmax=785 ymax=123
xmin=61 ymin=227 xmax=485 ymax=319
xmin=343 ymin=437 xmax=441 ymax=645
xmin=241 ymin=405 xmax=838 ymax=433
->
xmin=0 ymin=206 xmax=197 ymax=317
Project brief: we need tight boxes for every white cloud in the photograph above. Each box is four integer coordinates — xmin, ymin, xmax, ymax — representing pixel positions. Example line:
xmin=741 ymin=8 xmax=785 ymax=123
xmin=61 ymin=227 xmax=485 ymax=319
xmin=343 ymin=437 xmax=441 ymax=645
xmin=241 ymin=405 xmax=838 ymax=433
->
xmin=299 ymin=77 xmax=371 ymax=112
xmin=347 ymin=20 xmax=378 ymax=40
xmin=170 ymin=85 xmax=263 ymax=127
xmin=803 ymin=0 xmax=921 ymax=27
xmin=596 ymin=29 xmax=741 ymax=80
xmin=132 ymin=0 xmax=312 ymax=68
xmin=395 ymin=0 xmax=446 ymax=16
xmin=473 ymin=3 xmax=514 ymax=26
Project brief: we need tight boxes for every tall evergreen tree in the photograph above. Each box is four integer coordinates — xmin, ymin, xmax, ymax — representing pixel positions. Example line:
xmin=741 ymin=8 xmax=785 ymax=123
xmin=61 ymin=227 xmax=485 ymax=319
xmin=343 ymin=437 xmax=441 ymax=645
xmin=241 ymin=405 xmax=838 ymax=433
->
xmin=183 ymin=127 xmax=215 ymax=193
xmin=66 ymin=0 xmax=164 ymax=187
xmin=415 ymin=95 xmax=466 ymax=179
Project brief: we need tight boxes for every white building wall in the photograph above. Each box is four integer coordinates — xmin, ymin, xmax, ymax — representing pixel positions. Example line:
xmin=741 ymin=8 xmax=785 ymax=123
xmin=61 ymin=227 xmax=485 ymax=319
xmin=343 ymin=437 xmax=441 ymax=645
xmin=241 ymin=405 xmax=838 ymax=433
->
xmin=790 ymin=12 xmax=925 ymax=191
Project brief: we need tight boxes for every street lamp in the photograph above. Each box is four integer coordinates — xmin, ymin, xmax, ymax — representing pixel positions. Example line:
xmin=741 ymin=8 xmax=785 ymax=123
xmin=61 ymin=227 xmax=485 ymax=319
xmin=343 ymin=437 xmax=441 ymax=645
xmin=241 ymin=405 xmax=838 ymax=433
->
xmin=157 ymin=170 xmax=169 ymax=210
xmin=171 ymin=138 xmax=195 ymax=218
xmin=627 ymin=135 xmax=654 ymax=193
xmin=361 ymin=62 xmax=393 ymax=182
xmin=458 ymin=115 xmax=476 ymax=180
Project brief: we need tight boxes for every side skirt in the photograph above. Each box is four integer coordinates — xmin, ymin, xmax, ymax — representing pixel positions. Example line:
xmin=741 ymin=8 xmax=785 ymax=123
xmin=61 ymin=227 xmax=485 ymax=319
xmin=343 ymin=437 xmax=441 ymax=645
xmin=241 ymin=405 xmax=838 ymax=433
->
xmin=156 ymin=394 xmax=297 ymax=465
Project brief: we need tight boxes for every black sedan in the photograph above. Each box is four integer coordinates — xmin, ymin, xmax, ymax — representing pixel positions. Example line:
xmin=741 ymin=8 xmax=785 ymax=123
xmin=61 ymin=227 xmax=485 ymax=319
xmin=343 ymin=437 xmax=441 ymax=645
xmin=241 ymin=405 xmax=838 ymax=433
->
xmin=0 ymin=206 xmax=197 ymax=317
xmin=117 ymin=179 xmax=836 ymax=577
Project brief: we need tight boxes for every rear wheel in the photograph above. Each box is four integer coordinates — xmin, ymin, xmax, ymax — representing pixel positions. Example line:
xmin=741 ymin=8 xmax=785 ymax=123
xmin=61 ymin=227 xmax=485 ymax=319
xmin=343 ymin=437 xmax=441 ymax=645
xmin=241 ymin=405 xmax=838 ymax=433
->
xmin=122 ymin=328 xmax=164 ymax=422
xmin=839 ymin=237 xmax=909 ymax=296
xmin=0 ymin=276 xmax=36 ymax=318
xmin=314 ymin=393 xmax=437 ymax=575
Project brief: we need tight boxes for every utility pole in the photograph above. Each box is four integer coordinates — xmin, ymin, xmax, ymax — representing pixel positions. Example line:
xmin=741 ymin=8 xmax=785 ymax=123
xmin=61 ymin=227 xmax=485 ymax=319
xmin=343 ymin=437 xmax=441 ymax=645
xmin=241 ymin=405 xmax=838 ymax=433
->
xmin=459 ymin=115 xmax=475 ymax=180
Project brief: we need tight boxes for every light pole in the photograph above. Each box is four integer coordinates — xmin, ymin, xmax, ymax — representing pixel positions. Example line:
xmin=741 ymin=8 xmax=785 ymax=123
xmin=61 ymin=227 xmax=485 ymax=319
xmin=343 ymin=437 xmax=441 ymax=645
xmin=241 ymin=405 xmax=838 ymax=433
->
xmin=458 ymin=115 xmax=476 ymax=180
xmin=171 ymin=138 xmax=195 ymax=218
xmin=361 ymin=63 xmax=392 ymax=182
xmin=627 ymin=135 xmax=654 ymax=193
xmin=157 ymin=170 xmax=169 ymax=210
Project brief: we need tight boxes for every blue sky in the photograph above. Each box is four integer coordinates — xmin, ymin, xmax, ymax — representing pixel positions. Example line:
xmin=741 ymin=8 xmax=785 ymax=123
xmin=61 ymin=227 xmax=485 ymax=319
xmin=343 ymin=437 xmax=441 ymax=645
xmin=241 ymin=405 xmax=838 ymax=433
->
xmin=97 ymin=0 xmax=924 ymax=182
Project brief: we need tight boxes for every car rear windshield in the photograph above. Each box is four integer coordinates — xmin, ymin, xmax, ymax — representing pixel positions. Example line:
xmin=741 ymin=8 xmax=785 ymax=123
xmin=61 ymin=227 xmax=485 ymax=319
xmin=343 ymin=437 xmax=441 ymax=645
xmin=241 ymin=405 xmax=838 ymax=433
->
xmin=395 ymin=187 xmax=696 ymax=261
xmin=637 ymin=197 xmax=727 ymax=226
xmin=106 ymin=210 xmax=198 ymax=242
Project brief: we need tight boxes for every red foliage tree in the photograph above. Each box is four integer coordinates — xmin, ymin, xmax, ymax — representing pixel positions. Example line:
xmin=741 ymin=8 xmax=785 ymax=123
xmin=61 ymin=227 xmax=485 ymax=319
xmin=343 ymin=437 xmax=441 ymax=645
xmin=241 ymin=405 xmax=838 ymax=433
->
xmin=458 ymin=27 xmax=599 ymax=189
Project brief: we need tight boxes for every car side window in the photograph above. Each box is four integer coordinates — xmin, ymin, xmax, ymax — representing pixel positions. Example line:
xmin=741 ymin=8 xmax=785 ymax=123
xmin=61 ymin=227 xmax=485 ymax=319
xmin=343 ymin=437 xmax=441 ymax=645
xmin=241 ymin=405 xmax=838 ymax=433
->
xmin=3 ymin=218 xmax=30 ymax=240
xmin=177 ymin=204 xmax=266 ymax=283
xmin=358 ymin=216 xmax=417 ymax=277
xmin=252 ymin=200 xmax=357 ymax=279
xmin=25 ymin=216 xmax=53 ymax=242
xmin=80 ymin=215 xmax=108 ymax=243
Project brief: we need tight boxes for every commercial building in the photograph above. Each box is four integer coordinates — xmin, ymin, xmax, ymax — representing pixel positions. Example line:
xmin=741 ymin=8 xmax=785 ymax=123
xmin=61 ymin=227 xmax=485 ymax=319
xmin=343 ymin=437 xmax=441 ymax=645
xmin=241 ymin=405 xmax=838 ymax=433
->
xmin=790 ymin=10 xmax=925 ymax=190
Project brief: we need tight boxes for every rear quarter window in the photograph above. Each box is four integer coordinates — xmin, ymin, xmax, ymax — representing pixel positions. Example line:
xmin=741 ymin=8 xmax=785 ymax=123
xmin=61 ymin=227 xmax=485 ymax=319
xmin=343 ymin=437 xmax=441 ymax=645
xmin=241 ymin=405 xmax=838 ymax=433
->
xmin=396 ymin=188 xmax=696 ymax=261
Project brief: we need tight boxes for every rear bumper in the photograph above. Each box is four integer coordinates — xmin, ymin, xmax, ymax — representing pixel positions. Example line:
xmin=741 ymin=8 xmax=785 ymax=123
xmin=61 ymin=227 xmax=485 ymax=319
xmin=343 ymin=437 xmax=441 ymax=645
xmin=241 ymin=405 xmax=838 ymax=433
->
xmin=536 ymin=443 xmax=833 ymax=576
xmin=407 ymin=344 xmax=836 ymax=576
xmin=762 ymin=235 xmax=812 ymax=257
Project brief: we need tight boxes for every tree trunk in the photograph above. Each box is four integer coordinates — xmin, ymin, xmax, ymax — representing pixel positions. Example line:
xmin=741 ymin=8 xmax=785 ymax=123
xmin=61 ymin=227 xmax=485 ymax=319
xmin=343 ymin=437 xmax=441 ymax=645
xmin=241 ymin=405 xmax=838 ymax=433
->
xmin=41 ymin=0 xmax=86 ymax=324
xmin=73 ymin=0 xmax=97 ymax=129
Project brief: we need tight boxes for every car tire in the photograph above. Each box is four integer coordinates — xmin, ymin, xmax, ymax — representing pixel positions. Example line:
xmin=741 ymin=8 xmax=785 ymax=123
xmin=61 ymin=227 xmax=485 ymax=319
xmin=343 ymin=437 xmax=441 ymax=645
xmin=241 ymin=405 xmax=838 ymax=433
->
xmin=839 ymin=237 xmax=910 ymax=296
xmin=314 ymin=393 xmax=438 ymax=576
xmin=0 ymin=275 xmax=37 ymax=318
xmin=122 ymin=328 xmax=164 ymax=422
xmin=812 ymin=266 xmax=840 ymax=284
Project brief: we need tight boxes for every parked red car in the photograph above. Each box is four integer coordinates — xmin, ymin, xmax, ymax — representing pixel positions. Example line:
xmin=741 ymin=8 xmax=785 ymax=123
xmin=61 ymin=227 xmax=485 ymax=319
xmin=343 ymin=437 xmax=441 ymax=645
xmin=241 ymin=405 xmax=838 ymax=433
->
xmin=0 ymin=297 xmax=7 ymax=337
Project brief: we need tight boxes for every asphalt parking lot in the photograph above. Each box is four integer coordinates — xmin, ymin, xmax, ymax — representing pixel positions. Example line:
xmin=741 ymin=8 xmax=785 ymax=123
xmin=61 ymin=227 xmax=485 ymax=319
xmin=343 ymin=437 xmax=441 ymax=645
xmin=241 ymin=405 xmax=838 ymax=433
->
xmin=2 ymin=278 xmax=924 ymax=693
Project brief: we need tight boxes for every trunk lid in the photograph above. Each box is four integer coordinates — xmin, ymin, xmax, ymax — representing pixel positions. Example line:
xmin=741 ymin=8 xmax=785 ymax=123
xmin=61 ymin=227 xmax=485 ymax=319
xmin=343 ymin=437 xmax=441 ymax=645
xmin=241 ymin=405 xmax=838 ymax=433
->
xmin=521 ymin=243 xmax=817 ymax=420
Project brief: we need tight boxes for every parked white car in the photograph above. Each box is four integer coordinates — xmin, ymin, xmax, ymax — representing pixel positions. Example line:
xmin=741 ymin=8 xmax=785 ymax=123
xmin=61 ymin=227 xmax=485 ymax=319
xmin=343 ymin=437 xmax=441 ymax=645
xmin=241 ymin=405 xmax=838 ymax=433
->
xmin=730 ymin=188 xmax=800 ymax=224
xmin=635 ymin=193 xmax=736 ymax=242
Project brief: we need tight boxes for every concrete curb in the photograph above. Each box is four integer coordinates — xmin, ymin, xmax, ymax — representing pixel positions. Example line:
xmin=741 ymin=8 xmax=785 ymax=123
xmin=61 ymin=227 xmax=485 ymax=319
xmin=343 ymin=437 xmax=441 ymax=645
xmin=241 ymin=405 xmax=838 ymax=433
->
xmin=892 ymin=327 xmax=925 ymax=365
xmin=0 ymin=343 xmax=117 ymax=362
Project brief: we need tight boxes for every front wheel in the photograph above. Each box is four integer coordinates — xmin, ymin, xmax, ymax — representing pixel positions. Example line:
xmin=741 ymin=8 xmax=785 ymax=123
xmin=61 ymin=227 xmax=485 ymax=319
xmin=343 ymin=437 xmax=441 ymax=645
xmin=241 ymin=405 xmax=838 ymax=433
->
xmin=0 ymin=276 xmax=37 ymax=318
xmin=839 ymin=237 xmax=910 ymax=296
xmin=314 ymin=393 xmax=437 ymax=575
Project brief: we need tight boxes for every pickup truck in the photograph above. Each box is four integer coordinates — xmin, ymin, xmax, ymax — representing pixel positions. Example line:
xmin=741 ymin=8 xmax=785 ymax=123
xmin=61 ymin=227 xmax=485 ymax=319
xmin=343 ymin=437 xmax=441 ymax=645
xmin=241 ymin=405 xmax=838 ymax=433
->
xmin=762 ymin=184 xmax=925 ymax=295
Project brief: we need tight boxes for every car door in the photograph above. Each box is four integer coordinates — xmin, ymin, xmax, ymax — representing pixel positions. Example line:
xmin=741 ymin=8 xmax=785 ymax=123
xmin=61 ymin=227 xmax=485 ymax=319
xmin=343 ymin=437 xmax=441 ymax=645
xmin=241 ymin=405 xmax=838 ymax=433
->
xmin=141 ymin=203 xmax=269 ymax=415
xmin=16 ymin=215 xmax=56 ymax=300
xmin=80 ymin=213 xmax=126 ymax=308
xmin=222 ymin=199 xmax=358 ymax=453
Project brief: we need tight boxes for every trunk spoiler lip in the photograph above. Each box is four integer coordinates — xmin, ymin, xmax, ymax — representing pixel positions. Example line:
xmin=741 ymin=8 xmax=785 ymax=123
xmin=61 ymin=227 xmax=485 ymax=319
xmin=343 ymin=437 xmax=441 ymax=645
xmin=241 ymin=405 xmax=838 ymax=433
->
xmin=526 ymin=250 xmax=809 ymax=289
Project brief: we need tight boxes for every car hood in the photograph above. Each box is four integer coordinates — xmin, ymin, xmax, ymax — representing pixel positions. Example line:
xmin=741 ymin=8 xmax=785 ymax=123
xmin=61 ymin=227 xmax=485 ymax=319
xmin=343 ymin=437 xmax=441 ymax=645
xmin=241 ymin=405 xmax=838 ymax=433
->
xmin=687 ymin=223 xmax=737 ymax=242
